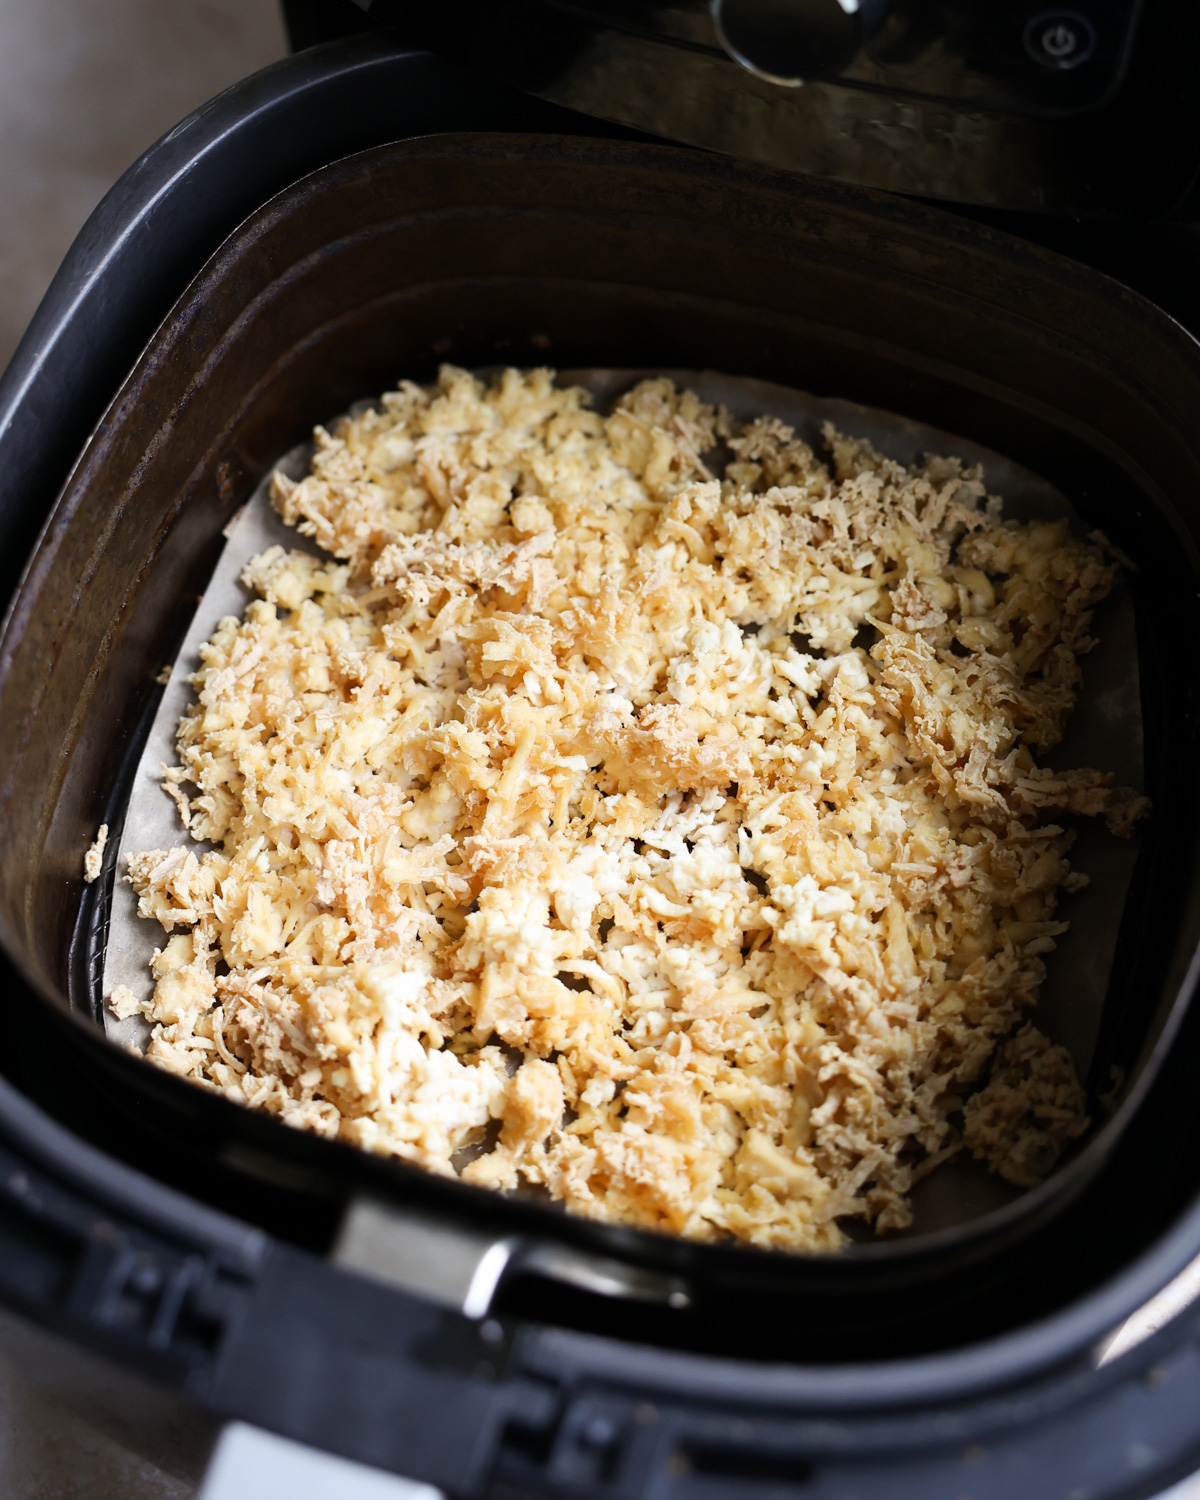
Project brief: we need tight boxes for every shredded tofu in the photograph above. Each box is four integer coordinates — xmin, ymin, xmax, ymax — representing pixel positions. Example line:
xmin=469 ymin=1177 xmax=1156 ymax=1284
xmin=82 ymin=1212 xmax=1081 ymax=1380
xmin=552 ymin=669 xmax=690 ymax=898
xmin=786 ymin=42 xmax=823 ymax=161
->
xmin=963 ymin=1023 xmax=1089 ymax=1188
xmin=106 ymin=983 xmax=142 ymax=1022
xmin=122 ymin=367 xmax=1147 ymax=1251
xmin=84 ymin=823 xmax=109 ymax=884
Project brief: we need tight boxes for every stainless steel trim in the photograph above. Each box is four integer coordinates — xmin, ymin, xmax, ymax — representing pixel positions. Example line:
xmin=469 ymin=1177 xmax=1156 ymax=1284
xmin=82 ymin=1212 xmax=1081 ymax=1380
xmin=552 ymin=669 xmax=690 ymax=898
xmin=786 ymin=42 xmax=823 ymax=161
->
xmin=334 ymin=1196 xmax=692 ymax=1317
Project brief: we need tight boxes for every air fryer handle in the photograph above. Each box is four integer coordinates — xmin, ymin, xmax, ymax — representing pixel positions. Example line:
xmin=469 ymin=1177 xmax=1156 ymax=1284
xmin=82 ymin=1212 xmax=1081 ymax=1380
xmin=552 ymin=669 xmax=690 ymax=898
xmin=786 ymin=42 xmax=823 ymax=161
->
xmin=333 ymin=1195 xmax=691 ymax=1318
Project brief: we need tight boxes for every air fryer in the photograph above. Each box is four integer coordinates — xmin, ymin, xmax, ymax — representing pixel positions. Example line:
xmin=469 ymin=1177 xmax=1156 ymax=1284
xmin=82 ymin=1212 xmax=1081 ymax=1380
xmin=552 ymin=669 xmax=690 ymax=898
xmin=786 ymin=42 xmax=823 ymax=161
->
xmin=2 ymin=12 xmax=1200 ymax=1500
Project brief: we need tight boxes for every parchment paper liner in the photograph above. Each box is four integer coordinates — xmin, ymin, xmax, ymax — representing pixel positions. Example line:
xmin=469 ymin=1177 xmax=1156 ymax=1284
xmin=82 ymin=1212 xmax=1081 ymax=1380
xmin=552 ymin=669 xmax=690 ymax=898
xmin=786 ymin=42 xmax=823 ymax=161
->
xmin=100 ymin=370 xmax=1143 ymax=1238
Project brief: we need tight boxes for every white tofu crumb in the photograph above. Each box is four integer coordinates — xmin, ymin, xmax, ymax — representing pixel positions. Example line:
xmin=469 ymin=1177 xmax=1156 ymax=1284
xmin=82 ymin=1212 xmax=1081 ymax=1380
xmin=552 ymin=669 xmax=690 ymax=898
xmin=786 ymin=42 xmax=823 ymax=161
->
xmin=107 ymin=984 xmax=142 ymax=1021
xmin=963 ymin=1023 xmax=1090 ymax=1187
xmin=121 ymin=366 xmax=1147 ymax=1252
xmin=83 ymin=824 xmax=108 ymax=884
xmin=156 ymin=664 xmax=172 ymax=685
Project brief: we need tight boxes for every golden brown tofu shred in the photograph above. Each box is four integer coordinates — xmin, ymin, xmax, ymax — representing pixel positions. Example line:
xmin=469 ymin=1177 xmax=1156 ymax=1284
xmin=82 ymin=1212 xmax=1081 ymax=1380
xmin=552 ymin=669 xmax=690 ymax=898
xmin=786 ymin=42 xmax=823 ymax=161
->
xmin=119 ymin=367 xmax=1147 ymax=1251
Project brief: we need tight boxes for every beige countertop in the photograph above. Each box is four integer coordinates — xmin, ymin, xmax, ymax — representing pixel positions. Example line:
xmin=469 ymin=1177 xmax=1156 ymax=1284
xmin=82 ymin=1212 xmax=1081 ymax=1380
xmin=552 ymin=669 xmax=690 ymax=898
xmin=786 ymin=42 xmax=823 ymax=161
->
xmin=0 ymin=0 xmax=286 ymax=375
xmin=0 ymin=12 xmax=282 ymax=1492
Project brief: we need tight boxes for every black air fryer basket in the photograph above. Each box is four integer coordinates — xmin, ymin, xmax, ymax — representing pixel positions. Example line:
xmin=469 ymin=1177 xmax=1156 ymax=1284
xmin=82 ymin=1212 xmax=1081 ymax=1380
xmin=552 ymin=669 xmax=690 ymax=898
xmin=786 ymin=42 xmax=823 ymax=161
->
xmin=4 ymin=33 xmax=1200 ymax=1500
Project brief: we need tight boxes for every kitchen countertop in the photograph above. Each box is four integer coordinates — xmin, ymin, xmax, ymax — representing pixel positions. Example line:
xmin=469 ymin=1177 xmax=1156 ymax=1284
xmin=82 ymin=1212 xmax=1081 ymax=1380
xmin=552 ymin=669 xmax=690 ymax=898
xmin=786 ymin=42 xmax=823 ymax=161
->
xmin=0 ymin=11 xmax=284 ymax=1491
xmin=0 ymin=1353 xmax=193 ymax=1500
xmin=0 ymin=0 xmax=287 ymax=374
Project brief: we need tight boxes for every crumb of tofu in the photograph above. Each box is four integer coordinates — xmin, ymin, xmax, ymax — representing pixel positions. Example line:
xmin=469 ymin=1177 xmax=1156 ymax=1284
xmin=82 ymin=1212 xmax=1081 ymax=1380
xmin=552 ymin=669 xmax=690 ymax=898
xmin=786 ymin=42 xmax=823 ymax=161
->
xmin=156 ymin=664 xmax=173 ymax=685
xmin=84 ymin=823 xmax=109 ymax=884
xmin=106 ymin=984 xmax=142 ymax=1021
xmin=963 ymin=1023 xmax=1090 ymax=1187
xmin=122 ymin=367 xmax=1147 ymax=1251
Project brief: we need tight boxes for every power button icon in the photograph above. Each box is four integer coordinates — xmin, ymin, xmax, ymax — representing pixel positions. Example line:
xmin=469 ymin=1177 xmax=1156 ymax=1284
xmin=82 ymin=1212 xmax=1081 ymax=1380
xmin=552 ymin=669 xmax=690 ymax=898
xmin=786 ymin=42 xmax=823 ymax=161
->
xmin=1024 ymin=11 xmax=1096 ymax=69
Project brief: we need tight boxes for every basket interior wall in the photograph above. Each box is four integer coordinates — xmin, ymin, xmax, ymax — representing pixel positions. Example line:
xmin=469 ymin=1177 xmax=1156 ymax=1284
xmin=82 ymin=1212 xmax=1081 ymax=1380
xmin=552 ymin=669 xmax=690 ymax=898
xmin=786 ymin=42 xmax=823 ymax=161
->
xmin=2 ymin=138 xmax=1200 ymax=1360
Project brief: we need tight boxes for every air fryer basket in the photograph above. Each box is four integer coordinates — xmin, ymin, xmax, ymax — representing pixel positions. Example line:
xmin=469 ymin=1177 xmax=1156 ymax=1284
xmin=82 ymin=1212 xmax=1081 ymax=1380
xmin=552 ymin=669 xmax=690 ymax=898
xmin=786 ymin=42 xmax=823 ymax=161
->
xmin=2 ymin=134 xmax=1200 ymax=1365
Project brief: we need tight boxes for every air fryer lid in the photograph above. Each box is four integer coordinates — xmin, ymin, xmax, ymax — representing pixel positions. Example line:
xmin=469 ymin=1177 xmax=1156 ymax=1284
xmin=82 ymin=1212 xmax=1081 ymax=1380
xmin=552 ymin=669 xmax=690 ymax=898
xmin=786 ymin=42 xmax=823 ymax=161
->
xmin=2 ymin=135 xmax=1200 ymax=1364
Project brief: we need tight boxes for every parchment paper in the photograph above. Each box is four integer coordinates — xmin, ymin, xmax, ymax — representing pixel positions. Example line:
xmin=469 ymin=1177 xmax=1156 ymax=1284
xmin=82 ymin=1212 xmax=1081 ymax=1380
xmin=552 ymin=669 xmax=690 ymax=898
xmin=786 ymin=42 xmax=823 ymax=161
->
xmin=100 ymin=370 xmax=1144 ymax=1235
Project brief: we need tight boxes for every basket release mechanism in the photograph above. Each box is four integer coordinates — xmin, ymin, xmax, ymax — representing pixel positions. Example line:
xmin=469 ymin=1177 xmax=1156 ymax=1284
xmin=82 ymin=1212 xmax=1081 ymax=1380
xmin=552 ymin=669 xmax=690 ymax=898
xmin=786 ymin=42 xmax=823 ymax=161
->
xmin=333 ymin=1196 xmax=691 ymax=1318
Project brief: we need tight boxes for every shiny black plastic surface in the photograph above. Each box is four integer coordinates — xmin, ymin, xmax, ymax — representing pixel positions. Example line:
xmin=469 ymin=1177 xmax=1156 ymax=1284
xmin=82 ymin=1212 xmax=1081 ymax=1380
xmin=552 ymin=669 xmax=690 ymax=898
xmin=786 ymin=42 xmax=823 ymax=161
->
xmin=548 ymin=0 xmax=1142 ymax=113
xmin=358 ymin=0 xmax=1200 ymax=214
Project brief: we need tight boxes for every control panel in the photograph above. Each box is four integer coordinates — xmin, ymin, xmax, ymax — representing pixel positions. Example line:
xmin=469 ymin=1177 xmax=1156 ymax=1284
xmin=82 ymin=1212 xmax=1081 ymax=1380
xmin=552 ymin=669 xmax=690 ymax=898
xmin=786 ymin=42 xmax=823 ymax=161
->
xmin=547 ymin=0 xmax=1144 ymax=116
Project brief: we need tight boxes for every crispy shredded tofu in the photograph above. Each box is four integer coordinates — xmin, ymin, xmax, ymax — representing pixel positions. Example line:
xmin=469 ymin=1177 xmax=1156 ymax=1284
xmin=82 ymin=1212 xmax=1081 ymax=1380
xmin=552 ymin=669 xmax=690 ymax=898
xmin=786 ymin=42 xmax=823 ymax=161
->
xmin=84 ymin=823 xmax=109 ymax=884
xmin=106 ymin=983 xmax=142 ymax=1022
xmin=963 ymin=1023 xmax=1089 ymax=1188
xmin=122 ymin=367 xmax=1147 ymax=1251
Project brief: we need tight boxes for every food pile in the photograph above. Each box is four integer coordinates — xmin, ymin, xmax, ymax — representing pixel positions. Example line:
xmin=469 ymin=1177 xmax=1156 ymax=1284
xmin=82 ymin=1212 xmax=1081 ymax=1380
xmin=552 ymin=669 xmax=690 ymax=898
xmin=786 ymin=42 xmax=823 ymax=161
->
xmin=113 ymin=367 xmax=1146 ymax=1251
